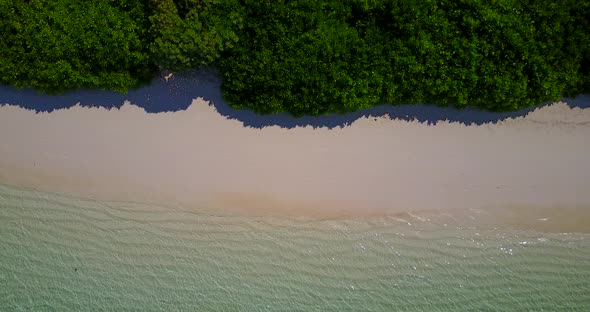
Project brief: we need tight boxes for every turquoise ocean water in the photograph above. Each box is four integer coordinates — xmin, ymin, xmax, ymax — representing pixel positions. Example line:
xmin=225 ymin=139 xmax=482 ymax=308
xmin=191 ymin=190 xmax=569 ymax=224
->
xmin=1 ymin=184 xmax=589 ymax=311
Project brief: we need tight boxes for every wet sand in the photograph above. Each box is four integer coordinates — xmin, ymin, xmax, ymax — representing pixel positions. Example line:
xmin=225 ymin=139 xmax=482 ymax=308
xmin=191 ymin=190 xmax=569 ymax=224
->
xmin=1 ymin=99 xmax=589 ymax=230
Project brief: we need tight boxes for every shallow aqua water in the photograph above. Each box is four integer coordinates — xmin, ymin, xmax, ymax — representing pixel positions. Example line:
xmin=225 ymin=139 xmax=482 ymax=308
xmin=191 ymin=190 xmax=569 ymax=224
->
xmin=1 ymin=184 xmax=589 ymax=311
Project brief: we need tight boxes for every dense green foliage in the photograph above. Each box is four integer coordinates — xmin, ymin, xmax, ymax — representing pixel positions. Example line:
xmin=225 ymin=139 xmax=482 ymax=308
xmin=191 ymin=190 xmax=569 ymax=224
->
xmin=148 ymin=0 xmax=244 ymax=71
xmin=219 ymin=0 xmax=590 ymax=115
xmin=0 ymin=0 xmax=153 ymax=92
xmin=218 ymin=0 xmax=387 ymax=115
xmin=0 ymin=0 xmax=589 ymax=114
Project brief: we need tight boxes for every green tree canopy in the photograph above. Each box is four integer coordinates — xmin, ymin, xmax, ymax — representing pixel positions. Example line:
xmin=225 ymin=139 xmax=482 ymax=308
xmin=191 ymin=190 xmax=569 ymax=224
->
xmin=0 ymin=0 xmax=588 ymax=115
xmin=218 ymin=0 xmax=388 ymax=116
xmin=0 ymin=0 xmax=153 ymax=93
xmin=148 ymin=0 xmax=244 ymax=71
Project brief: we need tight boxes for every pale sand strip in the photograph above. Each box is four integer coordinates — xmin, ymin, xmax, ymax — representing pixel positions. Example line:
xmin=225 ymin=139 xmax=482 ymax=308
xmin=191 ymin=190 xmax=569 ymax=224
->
xmin=0 ymin=100 xmax=589 ymax=227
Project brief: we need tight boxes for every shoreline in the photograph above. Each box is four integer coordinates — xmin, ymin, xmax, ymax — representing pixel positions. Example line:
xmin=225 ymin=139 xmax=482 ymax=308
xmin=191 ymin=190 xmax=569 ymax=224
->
xmin=1 ymin=99 xmax=590 ymax=231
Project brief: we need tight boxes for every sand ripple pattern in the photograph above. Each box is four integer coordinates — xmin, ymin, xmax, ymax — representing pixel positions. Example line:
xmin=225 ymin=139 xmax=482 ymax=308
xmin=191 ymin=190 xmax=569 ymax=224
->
xmin=1 ymin=184 xmax=589 ymax=311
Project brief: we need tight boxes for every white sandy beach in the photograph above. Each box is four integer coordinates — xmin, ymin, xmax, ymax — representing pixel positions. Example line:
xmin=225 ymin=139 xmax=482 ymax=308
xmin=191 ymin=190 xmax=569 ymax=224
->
xmin=1 ymin=99 xmax=589 ymax=229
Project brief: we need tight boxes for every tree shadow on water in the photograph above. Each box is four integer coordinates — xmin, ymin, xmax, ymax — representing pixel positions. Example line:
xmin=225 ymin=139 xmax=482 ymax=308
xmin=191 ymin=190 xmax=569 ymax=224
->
xmin=1 ymin=68 xmax=588 ymax=129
